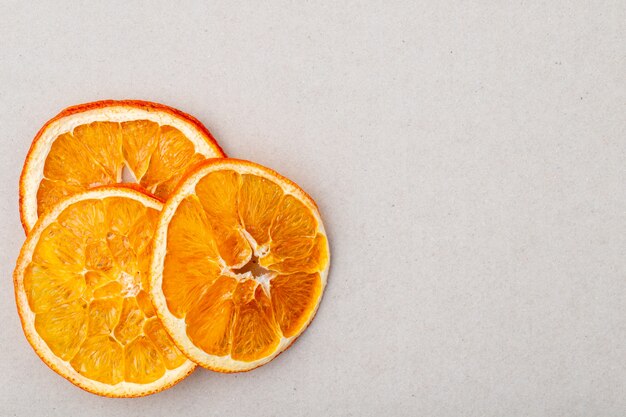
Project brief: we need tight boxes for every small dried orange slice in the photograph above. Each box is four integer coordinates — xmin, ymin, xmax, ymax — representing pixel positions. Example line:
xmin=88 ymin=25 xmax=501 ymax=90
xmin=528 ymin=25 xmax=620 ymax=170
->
xmin=150 ymin=159 xmax=330 ymax=372
xmin=20 ymin=100 xmax=225 ymax=233
xmin=14 ymin=186 xmax=195 ymax=397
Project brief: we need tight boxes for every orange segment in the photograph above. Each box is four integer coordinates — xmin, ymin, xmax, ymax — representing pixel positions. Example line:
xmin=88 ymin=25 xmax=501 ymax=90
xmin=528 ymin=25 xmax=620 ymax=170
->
xmin=195 ymin=170 xmax=241 ymax=217
xmin=58 ymin=198 xmax=106 ymax=240
xmin=20 ymin=100 xmax=225 ymax=233
xmin=264 ymin=194 xmax=317 ymax=260
xmin=105 ymin=197 xmax=147 ymax=236
xmin=114 ymin=297 xmax=145 ymax=345
xmin=124 ymin=336 xmax=166 ymax=383
xmin=162 ymin=254 xmax=221 ymax=317
xmin=120 ymin=120 xmax=160 ymax=180
xmin=164 ymin=196 xmax=220 ymax=261
xmin=43 ymin=132 xmax=114 ymax=187
xmin=238 ymin=174 xmax=283 ymax=247
xmin=34 ymin=300 xmax=88 ymax=360
xmin=263 ymin=234 xmax=329 ymax=274
xmin=271 ymin=273 xmax=322 ymax=337
xmin=87 ymin=297 xmax=123 ymax=336
xmin=231 ymin=286 xmax=281 ymax=362
xmin=106 ymin=234 xmax=137 ymax=277
xmin=24 ymin=263 xmax=86 ymax=313
xmin=14 ymin=187 xmax=195 ymax=397
xmin=196 ymin=170 xmax=251 ymax=267
xmin=32 ymin=222 xmax=86 ymax=270
xmin=136 ymin=290 xmax=156 ymax=318
xmin=72 ymin=122 xmax=124 ymax=180
xmin=85 ymin=269 xmax=119 ymax=291
xmin=185 ymin=277 xmax=237 ymax=356
xmin=85 ymin=240 xmax=114 ymax=272
xmin=36 ymin=179 xmax=85 ymax=217
xmin=93 ymin=281 xmax=123 ymax=299
xmin=127 ymin=207 xmax=160 ymax=253
xmin=140 ymin=126 xmax=206 ymax=198
xmin=144 ymin=318 xmax=187 ymax=369
xmin=150 ymin=159 xmax=330 ymax=372
xmin=162 ymin=196 xmax=223 ymax=317
xmin=70 ymin=335 xmax=124 ymax=385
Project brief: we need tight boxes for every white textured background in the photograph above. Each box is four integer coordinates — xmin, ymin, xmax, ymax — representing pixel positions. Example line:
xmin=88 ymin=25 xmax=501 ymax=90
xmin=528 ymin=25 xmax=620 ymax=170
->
xmin=1 ymin=1 xmax=625 ymax=416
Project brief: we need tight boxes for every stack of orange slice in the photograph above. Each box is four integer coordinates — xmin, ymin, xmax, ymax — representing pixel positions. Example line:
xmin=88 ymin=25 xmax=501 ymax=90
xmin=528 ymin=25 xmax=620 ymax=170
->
xmin=13 ymin=100 xmax=330 ymax=397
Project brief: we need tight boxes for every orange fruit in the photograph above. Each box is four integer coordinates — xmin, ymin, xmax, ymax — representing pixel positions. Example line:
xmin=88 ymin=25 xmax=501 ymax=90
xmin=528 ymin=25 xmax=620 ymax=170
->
xmin=14 ymin=186 xmax=195 ymax=397
xmin=150 ymin=159 xmax=330 ymax=372
xmin=19 ymin=100 xmax=225 ymax=233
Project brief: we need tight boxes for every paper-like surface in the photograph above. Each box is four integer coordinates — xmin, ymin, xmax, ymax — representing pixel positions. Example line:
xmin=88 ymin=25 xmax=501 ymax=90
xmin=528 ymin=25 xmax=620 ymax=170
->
xmin=0 ymin=1 xmax=624 ymax=416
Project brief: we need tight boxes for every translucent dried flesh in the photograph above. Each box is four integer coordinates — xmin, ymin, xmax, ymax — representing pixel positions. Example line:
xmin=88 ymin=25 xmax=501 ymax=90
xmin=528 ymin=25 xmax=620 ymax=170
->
xmin=36 ymin=179 xmax=85 ymax=217
xmin=37 ymin=120 xmax=206 ymax=217
xmin=163 ymin=169 xmax=328 ymax=363
xmin=270 ymin=273 xmax=322 ymax=338
xmin=230 ymin=286 xmax=281 ymax=362
xmin=195 ymin=171 xmax=251 ymax=267
xmin=237 ymin=174 xmax=283 ymax=247
xmin=263 ymin=234 xmax=329 ymax=275
xmin=24 ymin=196 xmax=188 ymax=385
xmin=162 ymin=197 xmax=222 ymax=317
xmin=185 ymin=277 xmax=237 ymax=356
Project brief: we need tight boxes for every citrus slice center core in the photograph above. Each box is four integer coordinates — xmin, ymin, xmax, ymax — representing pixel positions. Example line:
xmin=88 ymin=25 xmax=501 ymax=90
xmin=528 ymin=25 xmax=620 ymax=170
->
xmin=230 ymin=252 xmax=274 ymax=281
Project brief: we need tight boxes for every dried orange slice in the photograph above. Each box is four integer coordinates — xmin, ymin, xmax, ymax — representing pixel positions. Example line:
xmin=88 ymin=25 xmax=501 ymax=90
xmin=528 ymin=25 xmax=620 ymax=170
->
xmin=20 ymin=100 xmax=225 ymax=233
xmin=14 ymin=186 xmax=195 ymax=397
xmin=150 ymin=159 xmax=330 ymax=372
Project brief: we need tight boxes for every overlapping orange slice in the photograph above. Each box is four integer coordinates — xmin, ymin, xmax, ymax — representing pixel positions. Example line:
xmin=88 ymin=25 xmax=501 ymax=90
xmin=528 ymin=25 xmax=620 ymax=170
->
xmin=19 ymin=100 xmax=224 ymax=233
xmin=150 ymin=159 xmax=330 ymax=372
xmin=13 ymin=187 xmax=195 ymax=397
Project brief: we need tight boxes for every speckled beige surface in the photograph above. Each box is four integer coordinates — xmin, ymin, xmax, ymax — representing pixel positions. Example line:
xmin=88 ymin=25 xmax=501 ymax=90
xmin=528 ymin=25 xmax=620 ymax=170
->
xmin=1 ymin=1 xmax=625 ymax=416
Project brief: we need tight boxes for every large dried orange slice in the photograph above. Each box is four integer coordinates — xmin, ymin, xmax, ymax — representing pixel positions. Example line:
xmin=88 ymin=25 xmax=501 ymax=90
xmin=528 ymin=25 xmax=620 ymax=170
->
xmin=150 ymin=159 xmax=330 ymax=372
xmin=20 ymin=100 xmax=225 ymax=233
xmin=14 ymin=186 xmax=195 ymax=397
